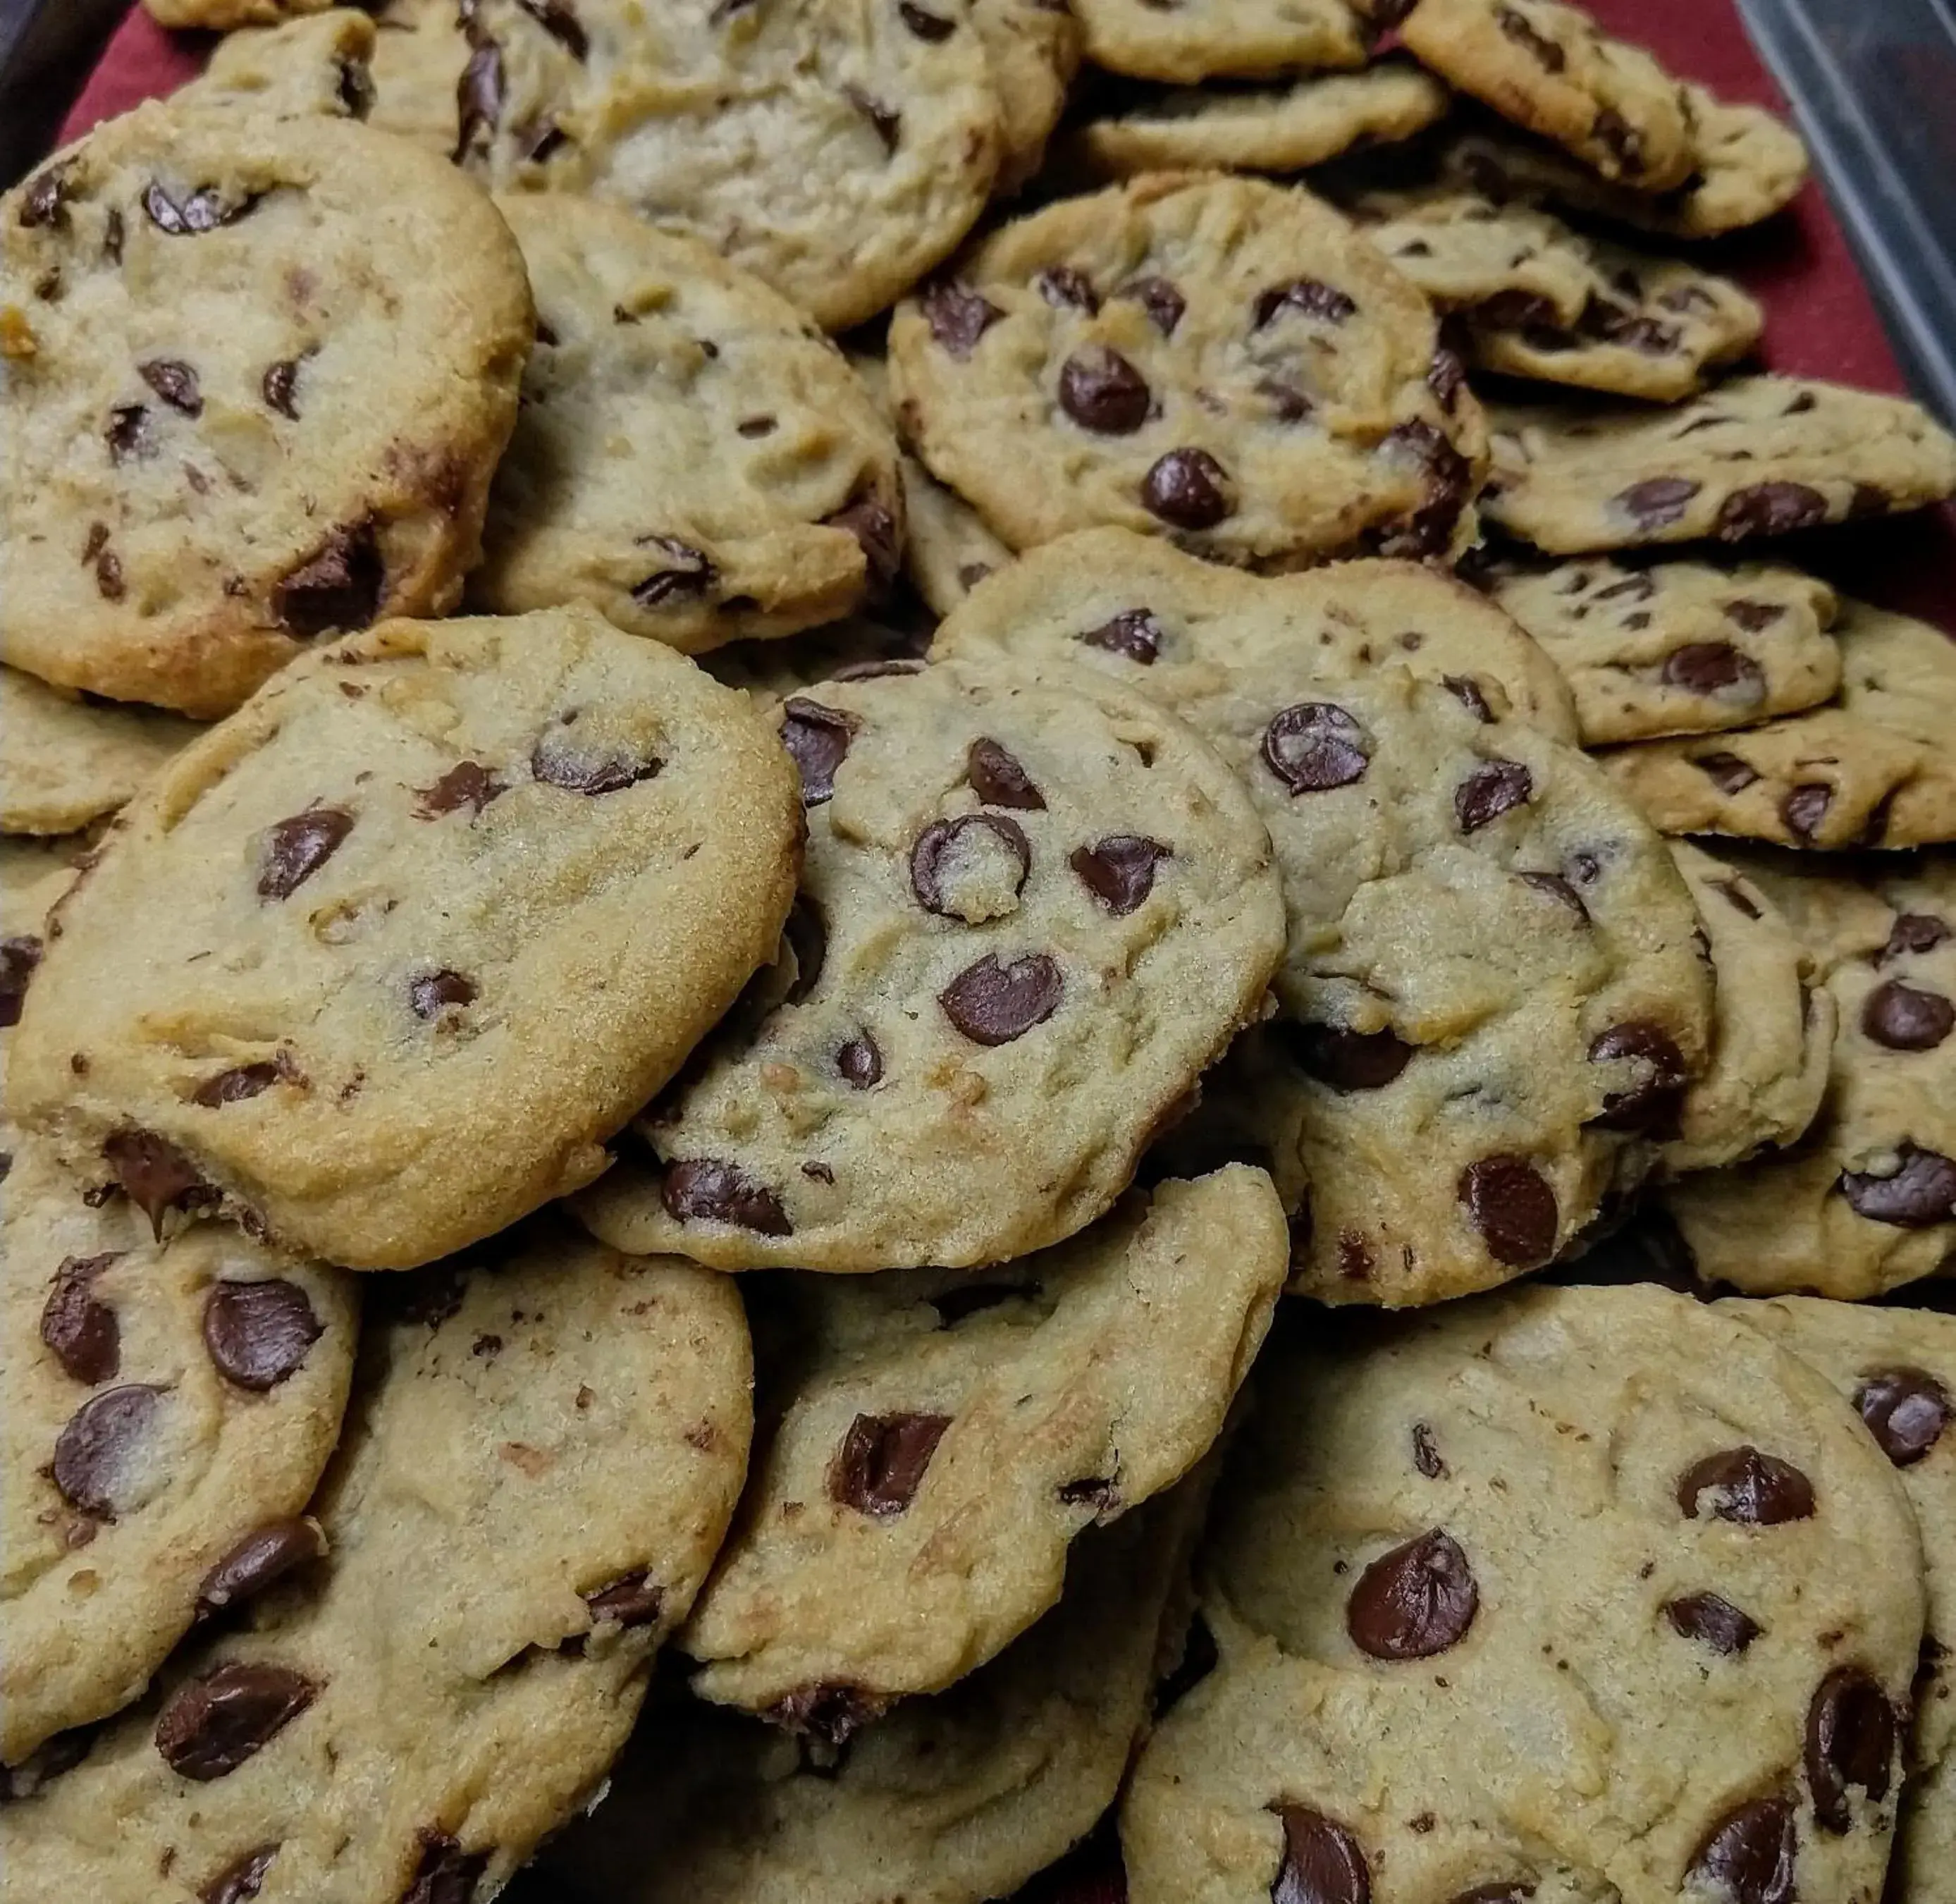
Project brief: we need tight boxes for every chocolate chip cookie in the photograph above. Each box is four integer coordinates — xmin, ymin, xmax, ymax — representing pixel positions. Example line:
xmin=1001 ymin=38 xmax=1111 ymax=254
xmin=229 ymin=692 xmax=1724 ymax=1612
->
xmin=180 ymin=8 xmax=378 ymax=121
xmin=1071 ymin=0 xmax=1372 ymax=83
xmin=1601 ymin=601 xmax=1956 ymax=851
xmin=887 ymin=173 xmax=1490 ymax=570
xmin=1 ymin=1143 xmax=357 ymax=1770
xmin=1662 ymin=855 xmax=1956 ymax=1299
xmin=576 ymin=653 xmax=1286 ymax=1273
xmin=0 ymin=1222 xmax=751 ymax=1900
xmin=1482 ymin=376 xmax=1956 ymax=555
xmin=1121 ymin=1282 xmax=1927 ymax=1904
xmin=1484 ymin=555 xmax=1842 ymax=745
xmin=1731 ymin=1297 xmax=1956 ymax=1898
xmin=675 ymin=1169 xmax=1281 ymax=1726
xmin=475 ymin=195 xmax=903 ymax=653
xmin=8 ymin=607 xmax=803 ymax=1272
xmin=365 ymin=0 xmax=472 ymax=154
xmin=973 ymin=0 xmax=1081 ymax=194
xmin=0 ymin=101 xmax=533 ymax=718
xmin=1 ymin=667 xmax=201 ymax=835
xmin=453 ymin=0 xmax=1003 ymax=332
xmin=1347 ymin=183 xmax=1763 ymax=401
xmin=1400 ymin=0 xmax=1695 ymax=188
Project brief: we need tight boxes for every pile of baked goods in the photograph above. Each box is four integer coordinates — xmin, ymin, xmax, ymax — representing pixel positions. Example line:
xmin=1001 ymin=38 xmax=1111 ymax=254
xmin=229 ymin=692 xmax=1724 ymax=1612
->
xmin=2 ymin=0 xmax=1952 ymax=1897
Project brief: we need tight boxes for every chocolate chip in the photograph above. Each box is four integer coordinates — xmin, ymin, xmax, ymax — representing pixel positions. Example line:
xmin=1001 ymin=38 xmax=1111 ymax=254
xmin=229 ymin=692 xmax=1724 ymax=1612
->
xmin=910 ymin=813 xmax=1030 ymax=916
xmin=261 ymin=356 xmax=305 ymax=417
xmin=939 ymin=953 xmax=1062 ymax=1045
xmin=1443 ymin=675 xmax=1494 ymax=722
xmin=155 ymin=1661 xmax=319 ymax=1781
xmin=837 ymin=1034 xmax=882 ymax=1088
xmin=199 ymin=1843 xmax=278 ymax=1904
xmin=192 ymin=1062 xmax=285 ymax=1109
xmin=138 ymin=357 xmax=202 ymax=417
xmin=1428 ymin=344 xmax=1468 ymax=412
xmin=737 ymin=414 xmax=775 ymax=437
xmin=584 ymin=1569 xmax=663 ymax=1627
xmin=1036 ymin=265 xmax=1099 ymax=312
xmin=1614 ymin=477 xmax=1700 ymax=529
xmin=414 ymin=761 xmax=505 ymax=818
xmin=823 ymin=494 xmax=901 ymax=591
xmin=275 ymin=524 xmax=383 ymax=638
xmin=898 ymin=0 xmax=954 ymax=37
xmin=1779 ymin=783 xmax=1832 ymax=842
xmin=0 ymin=934 xmax=39 ymax=1028
xmin=102 ymin=1128 xmax=217 ymax=1238
xmin=1257 ymin=378 xmax=1314 ymax=423
xmin=1455 ymin=761 xmax=1532 ymax=833
xmin=1677 ymin=1447 xmax=1815 ymax=1524
xmin=1119 ymin=275 xmax=1185 ymax=336
xmin=106 ymin=404 xmax=152 ymax=464
xmin=94 ymin=550 xmax=125 ymax=600
xmin=1687 ymin=1799 xmax=1795 ymax=1904
xmin=1666 ymin=1592 xmax=1761 ymax=1655
xmin=1587 ymin=1021 xmax=1688 ymax=1134
xmin=784 ymin=896 xmax=828 ymax=1003
xmin=1496 ymin=4 xmax=1566 ymax=69
xmin=402 ymin=1833 xmax=491 ymax=1904
xmin=257 ymin=806 xmax=355 ymax=900
xmin=1478 ymin=289 xmax=1562 ymax=331
xmin=41 ymin=1253 xmax=121 ymax=1385
xmin=1806 ymin=1666 xmax=1896 ymax=1834
xmin=765 ymin=1683 xmax=886 ymax=1748
xmin=630 ymin=536 xmax=715 ymax=608
xmin=1838 ymin=1143 xmax=1956 ymax=1227
xmin=1520 ymin=873 xmax=1590 ymax=923
xmin=1080 ymin=608 xmax=1164 ymax=663
xmin=829 ymin=1411 xmax=952 ymax=1517
xmin=455 ymin=42 xmax=505 ymax=160
xmin=1269 ymin=1805 xmax=1372 ymax=1904
xmin=1589 ymin=106 xmax=1643 ymax=173
xmin=142 ymin=180 xmax=257 ymax=235
xmin=921 ymin=280 xmax=1000 ymax=358
xmin=410 ymin=970 xmax=477 ymax=1019
xmin=1663 ymin=642 xmax=1763 ymax=698
xmin=1372 ymin=421 xmax=1473 ymax=559
xmin=52 ymin=1384 xmax=161 ymax=1516
xmin=1254 ymin=277 xmax=1357 ymax=328
xmin=1262 ymin=702 xmax=1368 ymax=793
xmin=1071 ymin=837 xmax=1169 ymax=915
xmin=966 ymin=738 xmax=1045 ymax=809
xmin=780 ymin=699 xmax=857 ymax=805
xmin=1717 ymin=482 xmax=1829 ymax=541
xmin=1059 ymin=346 xmax=1151 ymax=434
xmin=517 ymin=0 xmax=587 ymax=56
xmin=195 ymin=1518 xmax=326 ymax=1619
xmin=1724 ymin=598 xmax=1786 ymax=633
xmin=531 ymin=716 xmax=663 ymax=794
xmin=19 ymin=162 xmax=75 ymax=229
xmin=1141 ymin=448 xmax=1231 ymax=529
xmin=1693 ymin=751 xmax=1761 ymax=795
xmin=1458 ymin=1156 xmax=1558 ymax=1267
xmin=1862 ymin=980 xmax=1953 ymax=1051
xmin=1287 ymin=1023 xmax=1413 ymax=1091
xmin=1411 ymin=1423 xmax=1444 ymax=1478
xmin=1880 ymin=914 xmax=1952 ymax=964
xmin=204 ymin=1280 xmax=322 ymax=1392
xmin=1856 ymin=1367 xmax=1948 ymax=1467
xmin=1346 ymin=1528 xmax=1477 ymax=1660
xmin=662 ymin=1158 xmax=791 ymax=1234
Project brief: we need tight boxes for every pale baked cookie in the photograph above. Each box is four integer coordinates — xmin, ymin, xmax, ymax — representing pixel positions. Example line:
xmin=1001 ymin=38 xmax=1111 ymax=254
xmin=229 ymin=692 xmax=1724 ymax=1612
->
xmin=1071 ymin=0 xmax=1371 ymax=83
xmin=0 ymin=1224 xmax=751 ymax=1900
xmin=1 ymin=1143 xmax=356 ymax=1769
xmin=1444 ymin=84 xmax=1811 ymax=239
xmin=973 ymin=0 xmax=1081 ymax=194
xmin=1348 ymin=183 xmax=1763 ymax=401
xmin=1600 ymin=601 xmax=1956 ymax=852
xmin=929 ymin=525 xmax=1580 ymax=742
xmin=0 ymin=835 xmax=87 ymax=1119
xmin=677 ymin=1169 xmax=1281 ymax=1724
xmin=178 ymin=8 xmax=377 ymax=121
xmin=576 ymin=654 xmax=1286 ymax=1274
xmin=888 ymin=173 xmax=1490 ymax=570
xmin=0 ymin=102 xmax=532 ymax=719
xmin=1659 ymin=840 xmax=1835 ymax=1175
xmin=0 ymin=668 xmax=200 ymax=835
xmin=1062 ymin=59 xmax=1449 ymax=182
xmin=1483 ymin=376 xmax=1956 ymax=555
xmin=533 ymin=1478 xmax=1212 ymax=1904
xmin=1483 ymin=555 xmax=1842 ymax=745
xmin=1121 ymin=1283 xmax=1927 ymax=1904
xmin=475 ymin=196 xmax=902 ymax=653
xmin=366 ymin=0 xmax=472 ymax=156
xmin=1399 ymin=0 xmax=1694 ymax=188
xmin=1731 ymin=1298 xmax=1956 ymax=1897
xmin=1662 ymin=856 xmax=1956 ymax=1300
xmin=142 ymin=0 xmax=326 ymax=27
xmin=8 ymin=608 xmax=802 ymax=1272
xmin=453 ymin=0 xmax=1002 ymax=332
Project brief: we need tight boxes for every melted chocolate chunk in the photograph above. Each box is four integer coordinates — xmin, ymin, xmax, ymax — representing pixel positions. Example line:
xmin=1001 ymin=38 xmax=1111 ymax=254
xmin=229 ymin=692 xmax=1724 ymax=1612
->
xmin=1663 ymin=642 xmax=1763 ymax=697
xmin=275 ymin=524 xmax=383 ymax=638
xmin=1838 ymin=1143 xmax=1956 ymax=1227
xmin=142 ymin=180 xmax=258 ymax=236
xmin=102 ymin=1128 xmax=217 ymax=1237
xmin=1856 ymin=1367 xmax=1949 ymax=1466
xmin=1676 ymin=1446 xmax=1815 ymax=1524
xmin=154 ymin=1662 xmax=320 ymax=1780
xmin=192 ymin=1063 xmax=285 ymax=1109
xmin=517 ymin=0 xmax=587 ymax=55
xmin=1411 ymin=1423 xmax=1445 ymax=1478
xmin=1805 ymin=1666 xmax=1895 ymax=1833
xmin=1780 ymin=782 xmax=1833 ymax=842
xmin=1346 ymin=1528 xmax=1477 ymax=1659
xmin=19 ymin=163 xmax=75 ymax=230
xmin=1059 ymin=347 xmax=1150 ymax=434
xmin=1443 ymin=675 xmax=1494 ymax=723
xmin=662 ymin=1157 xmax=791 ymax=1234
xmin=584 ymin=1568 xmax=663 ymax=1627
xmin=1140 ymin=448 xmax=1231 ymax=529
xmin=106 ymin=404 xmax=152 ymax=465
xmin=829 ymin=1410 xmax=952 ymax=1516
xmin=1079 ymin=608 xmax=1164 ymax=663
xmin=199 ymin=1843 xmax=278 ymax=1904
xmin=921 ymin=279 xmax=1000 ymax=357
xmin=1496 ymin=4 xmax=1567 ymax=68
xmin=1286 ymin=1023 xmax=1413 ymax=1091
xmin=765 ymin=1683 xmax=887 ymax=1749
xmin=837 ymin=1033 xmax=882 ymax=1088
xmin=630 ymin=536 xmax=715 ymax=608
xmin=1428 ymin=343 xmax=1468 ymax=412
xmin=1666 ymin=1592 xmax=1761 ymax=1656
xmin=1587 ymin=1021 xmax=1688 ymax=1134
xmin=1693 ymin=751 xmax=1761 ymax=795
xmin=53 ymin=1383 xmax=161 ymax=1516
xmin=140 ymin=358 xmax=202 ymax=417
xmin=1121 ymin=274 xmax=1185 ymax=335
xmin=1458 ymin=1156 xmax=1558 ymax=1267
xmin=1269 ymin=1805 xmax=1372 ymax=1904
xmin=966 ymin=737 xmax=1045 ymax=809
xmin=1455 ymin=761 xmax=1532 ymax=833
xmin=196 ymin=1518 xmax=326 ymax=1619
xmin=41 ymin=1253 xmax=121 ymax=1386
xmin=414 ymin=761 xmax=505 ymax=819
xmin=531 ymin=716 xmax=663 ymax=794
xmin=261 ymin=357 xmax=306 ymax=422
xmin=1862 ymin=980 xmax=1953 ymax=1051
xmin=1071 ymin=837 xmax=1169 ymax=915
xmin=1262 ymin=703 xmax=1368 ymax=792
xmin=410 ymin=970 xmax=477 ymax=1019
xmin=1036 ymin=265 xmax=1099 ymax=312
xmin=1254 ymin=277 xmax=1358 ymax=328
xmin=1686 ymin=1800 xmax=1796 ymax=1904
xmin=939 ymin=953 xmax=1062 ymax=1045
xmin=455 ymin=42 xmax=505 ymax=160
xmin=1717 ymin=482 xmax=1829 ymax=541
xmin=899 ymin=0 xmax=954 ymax=35
xmin=1372 ymin=421 xmax=1472 ymax=558
xmin=1614 ymin=477 xmax=1700 ymax=529
xmin=1879 ymin=913 xmax=1951 ymax=964
xmin=0 ymin=934 xmax=40 ymax=1028
xmin=780 ymin=699 xmax=857 ymax=805
xmin=402 ymin=1831 xmax=491 ymax=1904
xmin=257 ymin=806 xmax=355 ymax=900
xmin=909 ymin=813 xmax=1031 ymax=916
xmin=823 ymin=494 xmax=901 ymax=590
xmin=204 ymin=1280 xmax=323 ymax=1392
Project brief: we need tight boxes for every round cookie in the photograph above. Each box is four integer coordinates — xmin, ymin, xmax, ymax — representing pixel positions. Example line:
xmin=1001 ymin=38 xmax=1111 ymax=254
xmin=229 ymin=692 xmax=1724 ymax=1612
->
xmin=178 ymin=8 xmax=378 ymax=121
xmin=7 ymin=608 xmax=803 ymax=1272
xmin=1484 ymin=555 xmax=1843 ymax=747
xmin=887 ymin=173 xmax=1490 ymax=570
xmin=1 ymin=1144 xmax=357 ymax=1769
xmin=1399 ymin=0 xmax=1695 ymax=189
xmin=973 ymin=0 xmax=1081 ymax=195
xmin=929 ymin=524 xmax=1580 ymax=742
xmin=452 ymin=0 xmax=1002 ymax=332
xmin=1599 ymin=601 xmax=1956 ymax=852
xmin=474 ymin=195 xmax=903 ymax=653
xmin=0 ymin=101 xmax=533 ymax=718
xmin=678 ymin=1169 xmax=1283 ymax=1721
xmin=575 ymin=653 xmax=1286 ymax=1274
xmin=1659 ymin=841 xmax=1835 ymax=1176
xmin=1482 ymin=376 xmax=1956 ymax=556
xmin=1121 ymin=1283 xmax=1928 ymax=1904
xmin=531 ymin=1479 xmax=1210 ymax=1904
xmin=1 ymin=666 xmax=201 ymax=835
xmin=0 ymin=1224 xmax=752 ymax=1901
xmin=1730 ymin=1297 xmax=1956 ymax=1898
xmin=1661 ymin=857 xmax=1956 ymax=1301
xmin=1070 ymin=0 xmax=1371 ymax=83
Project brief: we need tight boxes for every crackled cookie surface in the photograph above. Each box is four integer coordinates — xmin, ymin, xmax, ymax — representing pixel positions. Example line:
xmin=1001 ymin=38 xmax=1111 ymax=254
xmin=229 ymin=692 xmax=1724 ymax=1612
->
xmin=0 ymin=667 xmax=201 ymax=835
xmin=8 ymin=608 xmax=802 ymax=1271
xmin=0 ymin=102 xmax=532 ymax=718
xmin=889 ymin=173 xmax=1489 ymax=570
xmin=476 ymin=195 xmax=902 ymax=652
xmin=0 ymin=1226 xmax=751 ymax=1903
xmin=1121 ymin=1284 xmax=1926 ymax=1904
xmin=577 ymin=653 xmax=1285 ymax=1273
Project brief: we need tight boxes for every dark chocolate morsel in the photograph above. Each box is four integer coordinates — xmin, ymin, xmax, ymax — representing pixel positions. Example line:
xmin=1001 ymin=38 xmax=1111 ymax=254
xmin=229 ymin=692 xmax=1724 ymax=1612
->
xmin=1613 ymin=477 xmax=1700 ymax=529
xmin=1716 ymin=482 xmax=1829 ymax=541
xmin=1346 ymin=1528 xmax=1477 ymax=1660
xmin=1079 ymin=608 xmax=1164 ymax=663
xmin=40 ymin=1253 xmax=121 ymax=1385
xmin=51 ymin=1383 xmax=162 ymax=1516
xmin=1071 ymin=837 xmax=1169 ymax=915
xmin=837 ymin=1033 xmax=882 ymax=1088
xmin=1855 ymin=1367 xmax=1949 ymax=1466
xmin=1269 ymin=1804 xmax=1372 ymax=1904
xmin=661 ymin=1158 xmax=792 ymax=1235
xmin=1586 ymin=1021 xmax=1688 ymax=1134
xmin=939 ymin=953 xmax=1063 ymax=1045
xmin=531 ymin=716 xmax=663 ymax=795
xmin=203 ymin=1280 xmax=324 ymax=1392
xmin=780 ymin=699 xmax=857 ymax=805
xmin=921 ymin=279 xmax=1000 ymax=357
xmin=630 ymin=536 xmax=715 ymax=608
xmin=102 ymin=1128 xmax=218 ymax=1239
xmin=1458 ymin=1156 xmax=1558 ymax=1267
xmin=1676 ymin=1446 xmax=1815 ymax=1524
xmin=909 ymin=813 xmax=1031 ymax=916
xmin=274 ymin=524 xmax=383 ymax=639
xmin=410 ymin=970 xmax=477 ymax=1019
xmin=966 ymin=738 xmax=1045 ymax=809
xmin=1665 ymin=1592 xmax=1761 ymax=1656
xmin=764 ymin=1683 xmax=887 ymax=1749
xmin=1140 ymin=449 xmax=1231 ymax=530
xmin=154 ymin=1662 xmax=319 ymax=1780
xmin=1805 ymin=1666 xmax=1896 ymax=1834
xmin=1838 ymin=1144 xmax=1956 ymax=1227
xmin=1262 ymin=703 xmax=1367 ymax=793
xmin=193 ymin=1063 xmax=285 ymax=1108
xmin=1862 ymin=980 xmax=1953 ymax=1051
xmin=196 ymin=1518 xmax=327 ymax=1619
xmin=1685 ymin=1799 xmax=1795 ymax=1904
xmin=584 ymin=1569 xmax=664 ymax=1627
xmin=1286 ymin=1023 xmax=1413 ymax=1091
xmin=258 ymin=806 xmax=355 ymax=900
xmin=1058 ymin=346 xmax=1150 ymax=434
xmin=1455 ymin=761 xmax=1532 ymax=833
xmin=402 ymin=1831 xmax=491 ymax=1904
xmin=1254 ymin=277 xmax=1358 ymax=328
xmin=829 ymin=1411 xmax=952 ymax=1516
xmin=199 ymin=1843 xmax=279 ymax=1904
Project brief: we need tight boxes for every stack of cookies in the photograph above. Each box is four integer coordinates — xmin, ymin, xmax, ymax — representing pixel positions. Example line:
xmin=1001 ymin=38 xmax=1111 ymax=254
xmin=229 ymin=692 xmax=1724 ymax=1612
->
xmin=1 ymin=0 xmax=1951 ymax=1898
